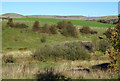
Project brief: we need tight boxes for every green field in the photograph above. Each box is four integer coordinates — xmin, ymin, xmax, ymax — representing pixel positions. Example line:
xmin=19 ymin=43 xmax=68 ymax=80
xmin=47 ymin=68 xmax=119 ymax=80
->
xmin=13 ymin=18 xmax=115 ymax=27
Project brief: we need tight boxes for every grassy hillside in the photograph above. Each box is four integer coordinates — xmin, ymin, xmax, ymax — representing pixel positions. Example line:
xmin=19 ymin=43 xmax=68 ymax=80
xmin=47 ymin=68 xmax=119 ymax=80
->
xmin=2 ymin=18 xmax=118 ymax=79
xmin=2 ymin=18 xmax=111 ymax=52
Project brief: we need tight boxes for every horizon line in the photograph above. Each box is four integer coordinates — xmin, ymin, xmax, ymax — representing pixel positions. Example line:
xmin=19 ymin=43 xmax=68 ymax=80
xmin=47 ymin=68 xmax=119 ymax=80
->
xmin=1 ymin=13 xmax=118 ymax=17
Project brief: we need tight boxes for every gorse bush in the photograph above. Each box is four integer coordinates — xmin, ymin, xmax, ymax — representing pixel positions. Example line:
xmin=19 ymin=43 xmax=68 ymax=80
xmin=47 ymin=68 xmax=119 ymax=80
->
xmin=14 ymin=23 xmax=28 ymax=28
xmin=57 ymin=21 xmax=67 ymax=29
xmin=31 ymin=20 xmax=77 ymax=36
xmin=80 ymin=26 xmax=97 ymax=34
xmin=32 ymin=21 xmax=40 ymax=31
xmin=33 ymin=42 xmax=90 ymax=61
xmin=49 ymin=24 xmax=58 ymax=34
xmin=7 ymin=18 xmax=14 ymax=27
xmin=90 ymin=30 xmax=98 ymax=34
xmin=53 ymin=42 xmax=90 ymax=60
xmin=61 ymin=21 xmax=78 ymax=37
xmin=104 ymin=27 xmax=114 ymax=39
xmin=66 ymin=21 xmax=78 ymax=37
xmin=6 ymin=18 xmax=28 ymax=28
xmin=104 ymin=22 xmax=120 ymax=72
xmin=41 ymin=24 xmax=50 ymax=33
xmin=97 ymin=19 xmax=118 ymax=24
xmin=79 ymin=26 xmax=91 ymax=34
xmin=33 ymin=44 xmax=53 ymax=61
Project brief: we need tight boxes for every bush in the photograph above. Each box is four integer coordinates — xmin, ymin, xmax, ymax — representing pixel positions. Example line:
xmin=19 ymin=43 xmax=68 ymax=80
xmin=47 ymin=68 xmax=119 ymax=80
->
xmin=49 ymin=24 xmax=58 ymax=34
xmin=6 ymin=18 xmax=28 ymax=28
xmin=36 ymin=67 xmax=71 ymax=81
xmin=80 ymin=26 xmax=97 ymax=34
xmin=33 ymin=42 xmax=90 ymax=61
xmin=41 ymin=24 xmax=50 ymax=33
xmin=79 ymin=26 xmax=91 ymax=34
xmin=104 ymin=27 xmax=114 ymax=39
xmin=57 ymin=21 xmax=67 ymax=29
xmin=32 ymin=21 xmax=40 ymax=31
xmin=7 ymin=18 xmax=14 ymax=27
xmin=90 ymin=30 xmax=98 ymax=34
xmin=106 ymin=22 xmax=120 ymax=72
xmin=33 ymin=44 xmax=53 ymax=61
xmin=2 ymin=55 xmax=16 ymax=63
xmin=14 ymin=23 xmax=28 ymax=28
xmin=61 ymin=21 xmax=78 ymax=37
xmin=66 ymin=21 xmax=78 ymax=37
xmin=62 ymin=42 xmax=90 ymax=60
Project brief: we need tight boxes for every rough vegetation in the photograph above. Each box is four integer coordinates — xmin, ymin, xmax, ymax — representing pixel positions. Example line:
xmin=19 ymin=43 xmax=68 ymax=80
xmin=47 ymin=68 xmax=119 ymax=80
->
xmin=7 ymin=18 xmax=28 ymax=28
xmin=79 ymin=26 xmax=97 ymax=34
xmin=36 ymin=67 xmax=71 ymax=81
xmin=2 ymin=55 xmax=16 ymax=63
xmin=32 ymin=21 xmax=40 ymax=31
xmin=2 ymin=17 xmax=119 ymax=79
xmin=105 ymin=22 xmax=120 ymax=73
xmin=33 ymin=42 xmax=90 ymax=61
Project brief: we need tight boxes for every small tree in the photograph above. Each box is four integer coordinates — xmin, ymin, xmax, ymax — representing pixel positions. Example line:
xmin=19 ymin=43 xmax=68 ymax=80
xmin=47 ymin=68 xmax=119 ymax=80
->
xmin=32 ymin=21 xmax=40 ymax=31
xmin=66 ymin=21 xmax=78 ymax=37
xmin=7 ymin=18 xmax=14 ymax=27
xmin=61 ymin=21 xmax=78 ymax=37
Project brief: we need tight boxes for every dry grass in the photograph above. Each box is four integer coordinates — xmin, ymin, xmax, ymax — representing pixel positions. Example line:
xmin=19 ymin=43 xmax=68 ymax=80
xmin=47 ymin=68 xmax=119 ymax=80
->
xmin=2 ymin=64 xmax=38 ymax=79
xmin=2 ymin=51 xmax=118 ymax=79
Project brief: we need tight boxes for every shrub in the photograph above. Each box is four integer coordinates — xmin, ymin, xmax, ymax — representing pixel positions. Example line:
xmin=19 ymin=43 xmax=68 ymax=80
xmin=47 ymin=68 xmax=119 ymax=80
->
xmin=33 ymin=42 xmax=90 ymax=61
xmin=79 ymin=26 xmax=91 ymax=34
xmin=32 ymin=21 xmax=40 ymax=31
xmin=80 ymin=26 xmax=97 ymax=34
xmin=106 ymin=22 xmax=120 ymax=72
xmin=14 ymin=23 xmax=28 ymax=28
xmin=57 ymin=21 xmax=67 ymax=29
xmin=33 ymin=44 xmax=53 ymax=61
xmin=41 ymin=36 xmax=46 ymax=43
xmin=62 ymin=42 xmax=90 ymax=60
xmin=61 ymin=21 xmax=78 ymax=37
xmin=104 ymin=27 xmax=114 ymax=39
xmin=97 ymin=20 xmax=106 ymax=23
xmin=90 ymin=30 xmax=98 ymax=34
xmin=2 ymin=55 xmax=16 ymax=63
xmin=41 ymin=24 xmax=50 ymax=33
xmin=49 ymin=24 xmax=58 ymax=34
xmin=7 ymin=18 xmax=14 ymax=27
xmin=66 ymin=21 xmax=78 ymax=37
xmin=61 ymin=28 xmax=69 ymax=36
xmin=36 ymin=67 xmax=71 ymax=81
